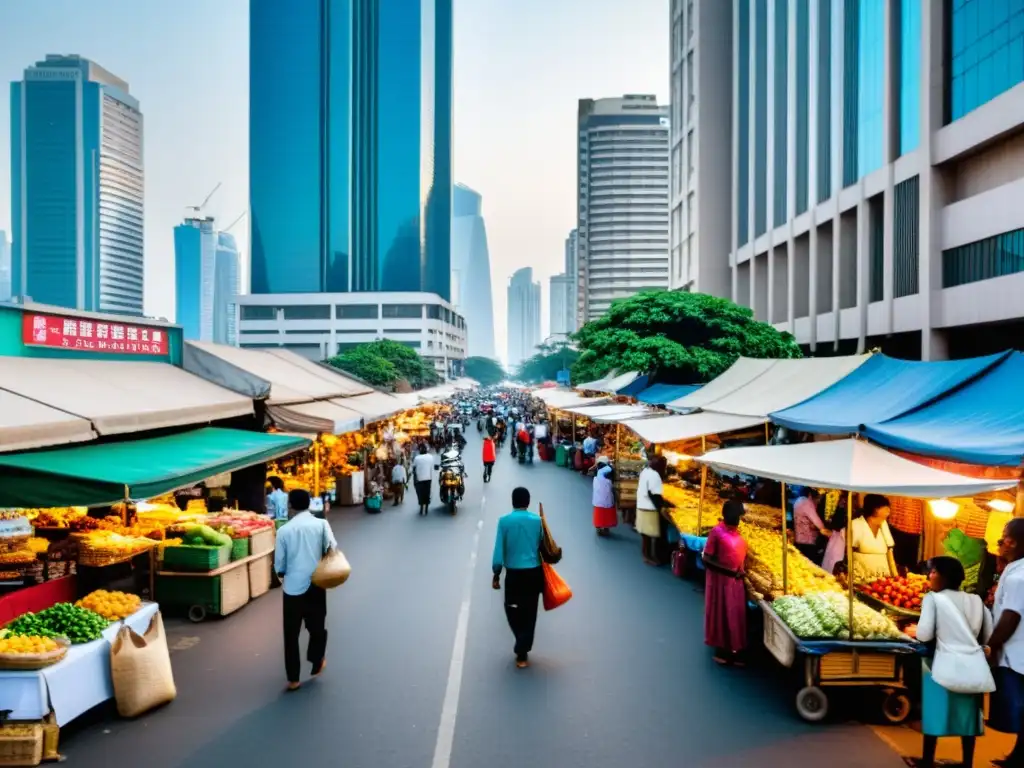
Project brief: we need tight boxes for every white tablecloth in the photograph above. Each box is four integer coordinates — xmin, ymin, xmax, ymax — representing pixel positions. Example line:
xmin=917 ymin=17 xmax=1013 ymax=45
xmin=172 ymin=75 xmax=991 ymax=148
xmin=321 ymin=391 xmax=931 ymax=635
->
xmin=0 ymin=602 xmax=159 ymax=726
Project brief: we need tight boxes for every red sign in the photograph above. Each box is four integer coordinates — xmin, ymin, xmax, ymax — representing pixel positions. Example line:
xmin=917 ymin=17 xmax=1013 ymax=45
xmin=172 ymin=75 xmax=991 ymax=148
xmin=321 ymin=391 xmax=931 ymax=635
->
xmin=22 ymin=312 xmax=170 ymax=356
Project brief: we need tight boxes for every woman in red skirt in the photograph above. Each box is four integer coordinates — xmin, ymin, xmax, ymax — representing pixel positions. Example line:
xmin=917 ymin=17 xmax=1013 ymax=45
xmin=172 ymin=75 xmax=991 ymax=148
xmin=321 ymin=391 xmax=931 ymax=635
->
xmin=591 ymin=458 xmax=617 ymax=536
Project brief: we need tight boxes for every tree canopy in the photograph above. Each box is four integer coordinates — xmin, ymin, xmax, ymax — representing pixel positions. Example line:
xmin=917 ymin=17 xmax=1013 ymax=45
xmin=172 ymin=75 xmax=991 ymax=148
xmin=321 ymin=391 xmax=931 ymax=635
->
xmin=571 ymin=290 xmax=801 ymax=385
xmin=325 ymin=339 xmax=441 ymax=390
xmin=463 ymin=357 xmax=505 ymax=387
xmin=516 ymin=341 xmax=579 ymax=384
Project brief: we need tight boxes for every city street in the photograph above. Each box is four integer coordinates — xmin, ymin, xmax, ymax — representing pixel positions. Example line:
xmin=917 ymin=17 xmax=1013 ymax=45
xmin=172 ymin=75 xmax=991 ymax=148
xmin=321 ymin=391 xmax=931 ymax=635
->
xmin=62 ymin=433 xmax=906 ymax=768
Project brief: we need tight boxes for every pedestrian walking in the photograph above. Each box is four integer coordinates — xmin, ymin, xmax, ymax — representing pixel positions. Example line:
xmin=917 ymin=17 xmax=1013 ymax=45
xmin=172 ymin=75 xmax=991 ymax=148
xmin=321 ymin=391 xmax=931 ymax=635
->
xmin=412 ymin=443 xmax=435 ymax=516
xmin=266 ymin=475 xmax=289 ymax=520
xmin=274 ymin=489 xmax=334 ymax=691
xmin=591 ymin=458 xmax=616 ymax=536
xmin=702 ymin=499 xmax=748 ymax=666
xmin=482 ymin=435 xmax=496 ymax=483
xmin=636 ymin=456 xmax=671 ymax=565
xmin=915 ymin=556 xmax=993 ymax=768
xmin=985 ymin=519 xmax=1024 ymax=766
xmin=390 ymin=461 xmax=407 ymax=506
xmin=492 ymin=487 xmax=544 ymax=669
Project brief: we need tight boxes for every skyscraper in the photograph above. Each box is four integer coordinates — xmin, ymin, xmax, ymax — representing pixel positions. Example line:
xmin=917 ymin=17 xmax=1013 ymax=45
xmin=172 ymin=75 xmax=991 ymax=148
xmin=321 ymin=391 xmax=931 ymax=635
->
xmin=451 ymin=183 xmax=496 ymax=358
xmin=577 ymin=95 xmax=670 ymax=325
xmin=548 ymin=273 xmax=574 ymax=339
xmin=249 ymin=0 xmax=453 ymax=299
xmin=174 ymin=218 xmax=239 ymax=345
xmin=507 ymin=267 xmax=540 ymax=370
xmin=0 ymin=231 xmax=10 ymax=302
xmin=563 ymin=228 xmax=578 ymax=333
xmin=11 ymin=55 xmax=144 ymax=315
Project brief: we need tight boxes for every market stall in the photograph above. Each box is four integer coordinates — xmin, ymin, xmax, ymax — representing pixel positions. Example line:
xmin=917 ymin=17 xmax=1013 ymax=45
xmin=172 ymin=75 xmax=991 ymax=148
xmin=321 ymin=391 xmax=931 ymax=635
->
xmin=695 ymin=438 xmax=1016 ymax=722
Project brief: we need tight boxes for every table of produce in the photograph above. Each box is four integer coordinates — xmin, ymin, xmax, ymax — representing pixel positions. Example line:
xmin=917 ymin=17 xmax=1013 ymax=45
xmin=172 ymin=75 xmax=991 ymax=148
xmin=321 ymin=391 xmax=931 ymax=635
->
xmin=856 ymin=574 xmax=929 ymax=616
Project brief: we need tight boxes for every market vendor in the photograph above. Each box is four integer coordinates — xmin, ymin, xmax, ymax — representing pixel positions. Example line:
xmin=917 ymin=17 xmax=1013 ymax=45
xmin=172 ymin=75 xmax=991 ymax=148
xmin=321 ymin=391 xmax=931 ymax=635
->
xmin=850 ymin=494 xmax=898 ymax=579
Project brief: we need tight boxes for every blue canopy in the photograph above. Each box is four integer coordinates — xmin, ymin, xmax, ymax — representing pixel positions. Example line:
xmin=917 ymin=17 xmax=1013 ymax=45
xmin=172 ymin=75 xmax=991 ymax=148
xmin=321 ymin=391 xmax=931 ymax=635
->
xmin=863 ymin=352 xmax=1024 ymax=467
xmin=770 ymin=352 xmax=1008 ymax=434
xmin=636 ymin=383 xmax=701 ymax=406
xmin=616 ymin=374 xmax=650 ymax=397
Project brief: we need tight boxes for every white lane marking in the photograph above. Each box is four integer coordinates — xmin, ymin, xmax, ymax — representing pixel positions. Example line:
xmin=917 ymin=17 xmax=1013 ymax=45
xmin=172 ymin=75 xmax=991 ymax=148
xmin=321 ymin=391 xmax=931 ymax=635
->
xmin=431 ymin=502 xmax=485 ymax=768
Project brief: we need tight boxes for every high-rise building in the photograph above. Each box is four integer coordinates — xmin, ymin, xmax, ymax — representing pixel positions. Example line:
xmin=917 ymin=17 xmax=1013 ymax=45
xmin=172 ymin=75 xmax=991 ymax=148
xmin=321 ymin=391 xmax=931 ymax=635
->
xmin=577 ymin=95 xmax=670 ymax=325
xmin=549 ymin=273 xmax=574 ymax=339
xmin=174 ymin=217 xmax=239 ymax=346
xmin=694 ymin=1 xmax=1024 ymax=361
xmin=668 ymin=1 xmax=733 ymax=297
xmin=11 ymin=55 xmax=144 ymax=315
xmin=563 ymin=228 xmax=578 ymax=333
xmin=214 ymin=232 xmax=240 ymax=347
xmin=249 ymin=0 xmax=453 ymax=300
xmin=451 ymin=183 xmax=496 ymax=358
xmin=0 ymin=231 xmax=10 ymax=302
xmin=507 ymin=267 xmax=541 ymax=370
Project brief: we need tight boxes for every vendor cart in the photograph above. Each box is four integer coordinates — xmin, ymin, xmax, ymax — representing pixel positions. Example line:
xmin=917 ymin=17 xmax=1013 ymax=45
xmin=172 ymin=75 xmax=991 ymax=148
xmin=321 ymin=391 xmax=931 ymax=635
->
xmin=759 ymin=599 xmax=920 ymax=723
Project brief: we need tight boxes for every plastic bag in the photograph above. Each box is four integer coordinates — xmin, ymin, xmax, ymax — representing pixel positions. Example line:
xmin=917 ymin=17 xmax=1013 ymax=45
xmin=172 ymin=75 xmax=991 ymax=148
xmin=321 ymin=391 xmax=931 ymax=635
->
xmin=312 ymin=548 xmax=351 ymax=589
xmin=110 ymin=611 xmax=176 ymax=717
xmin=539 ymin=504 xmax=562 ymax=564
xmin=542 ymin=563 xmax=572 ymax=611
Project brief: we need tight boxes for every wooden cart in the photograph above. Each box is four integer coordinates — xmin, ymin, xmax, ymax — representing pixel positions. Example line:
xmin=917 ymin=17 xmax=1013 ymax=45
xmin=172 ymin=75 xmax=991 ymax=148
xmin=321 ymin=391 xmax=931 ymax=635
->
xmin=759 ymin=600 xmax=921 ymax=723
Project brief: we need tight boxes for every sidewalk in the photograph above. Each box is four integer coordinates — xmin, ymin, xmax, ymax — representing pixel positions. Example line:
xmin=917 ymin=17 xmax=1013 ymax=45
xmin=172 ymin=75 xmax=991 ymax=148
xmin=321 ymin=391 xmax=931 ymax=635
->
xmin=872 ymin=722 xmax=1014 ymax=766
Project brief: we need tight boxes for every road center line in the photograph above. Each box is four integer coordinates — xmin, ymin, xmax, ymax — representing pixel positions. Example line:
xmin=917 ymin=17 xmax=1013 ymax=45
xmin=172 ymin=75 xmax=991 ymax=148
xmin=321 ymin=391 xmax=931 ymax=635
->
xmin=431 ymin=502 xmax=485 ymax=768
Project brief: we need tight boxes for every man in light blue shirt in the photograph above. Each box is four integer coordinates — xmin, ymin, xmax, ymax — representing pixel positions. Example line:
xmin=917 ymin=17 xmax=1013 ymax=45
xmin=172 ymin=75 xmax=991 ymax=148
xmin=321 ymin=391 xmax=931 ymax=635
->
xmin=266 ymin=476 xmax=289 ymax=519
xmin=275 ymin=489 xmax=335 ymax=690
xmin=492 ymin=487 xmax=544 ymax=668
xmin=582 ymin=434 xmax=598 ymax=458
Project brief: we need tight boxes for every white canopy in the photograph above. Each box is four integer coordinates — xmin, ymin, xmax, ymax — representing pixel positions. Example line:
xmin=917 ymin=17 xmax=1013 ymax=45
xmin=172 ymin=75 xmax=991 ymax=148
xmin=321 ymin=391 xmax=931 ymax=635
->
xmin=0 ymin=390 xmax=97 ymax=452
xmin=575 ymin=371 xmax=640 ymax=394
xmin=619 ymin=412 xmax=766 ymax=445
xmin=565 ymin=403 xmax=655 ymax=423
xmin=0 ymin=357 xmax=253 ymax=438
xmin=695 ymin=439 xmax=1017 ymax=498
xmin=543 ymin=391 xmax=611 ymax=410
xmin=267 ymin=400 xmax=364 ymax=436
xmin=669 ymin=358 xmax=778 ymax=411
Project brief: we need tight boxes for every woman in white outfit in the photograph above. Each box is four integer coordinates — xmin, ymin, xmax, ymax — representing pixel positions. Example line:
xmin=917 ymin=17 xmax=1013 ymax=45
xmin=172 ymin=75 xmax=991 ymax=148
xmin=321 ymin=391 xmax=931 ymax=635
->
xmin=915 ymin=556 xmax=994 ymax=768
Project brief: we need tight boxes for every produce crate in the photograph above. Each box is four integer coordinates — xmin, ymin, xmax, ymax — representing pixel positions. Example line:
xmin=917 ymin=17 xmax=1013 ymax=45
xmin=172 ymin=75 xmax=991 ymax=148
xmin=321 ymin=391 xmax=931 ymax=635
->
xmin=249 ymin=528 xmax=275 ymax=556
xmin=820 ymin=651 xmax=897 ymax=681
xmin=156 ymin=563 xmax=250 ymax=622
xmin=761 ymin=602 xmax=798 ymax=668
xmin=0 ymin=722 xmax=43 ymax=767
xmin=230 ymin=538 xmax=250 ymax=561
xmin=162 ymin=544 xmax=230 ymax=573
xmin=248 ymin=552 xmax=273 ymax=599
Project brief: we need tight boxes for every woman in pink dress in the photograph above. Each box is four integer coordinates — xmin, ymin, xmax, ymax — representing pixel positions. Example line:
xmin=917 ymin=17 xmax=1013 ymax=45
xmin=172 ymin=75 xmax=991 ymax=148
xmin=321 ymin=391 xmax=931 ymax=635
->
xmin=702 ymin=499 xmax=748 ymax=666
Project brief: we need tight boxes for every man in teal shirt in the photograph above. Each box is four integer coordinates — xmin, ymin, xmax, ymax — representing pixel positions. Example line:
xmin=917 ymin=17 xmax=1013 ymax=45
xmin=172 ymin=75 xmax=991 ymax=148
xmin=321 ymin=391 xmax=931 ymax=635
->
xmin=492 ymin=487 xmax=544 ymax=668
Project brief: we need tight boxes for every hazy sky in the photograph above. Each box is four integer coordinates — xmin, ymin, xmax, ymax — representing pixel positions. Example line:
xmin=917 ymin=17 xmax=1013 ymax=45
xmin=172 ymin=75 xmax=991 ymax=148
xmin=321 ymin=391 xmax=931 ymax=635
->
xmin=0 ymin=0 xmax=667 ymax=362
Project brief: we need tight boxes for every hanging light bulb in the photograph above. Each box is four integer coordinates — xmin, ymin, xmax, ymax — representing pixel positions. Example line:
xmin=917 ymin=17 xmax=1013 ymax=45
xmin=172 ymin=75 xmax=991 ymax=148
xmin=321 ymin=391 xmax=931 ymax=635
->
xmin=988 ymin=499 xmax=1015 ymax=514
xmin=929 ymin=498 xmax=960 ymax=520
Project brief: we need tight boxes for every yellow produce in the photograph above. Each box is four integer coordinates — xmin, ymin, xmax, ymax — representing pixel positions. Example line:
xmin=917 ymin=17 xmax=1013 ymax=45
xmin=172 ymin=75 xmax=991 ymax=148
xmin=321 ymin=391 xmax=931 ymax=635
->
xmin=741 ymin=522 xmax=843 ymax=597
xmin=26 ymin=537 xmax=50 ymax=554
xmin=0 ymin=635 xmax=62 ymax=655
xmin=76 ymin=589 xmax=141 ymax=621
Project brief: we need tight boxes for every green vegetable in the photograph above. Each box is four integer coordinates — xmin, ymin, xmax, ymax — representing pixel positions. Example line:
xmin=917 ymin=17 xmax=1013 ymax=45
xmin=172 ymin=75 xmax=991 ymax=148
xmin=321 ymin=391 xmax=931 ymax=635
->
xmin=6 ymin=602 xmax=109 ymax=644
xmin=943 ymin=529 xmax=984 ymax=569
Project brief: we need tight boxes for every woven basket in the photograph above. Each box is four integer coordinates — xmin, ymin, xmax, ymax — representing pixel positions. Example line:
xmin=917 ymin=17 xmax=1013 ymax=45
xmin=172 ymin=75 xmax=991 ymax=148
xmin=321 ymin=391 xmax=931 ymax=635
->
xmin=0 ymin=722 xmax=43 ymax=767
xmin=0 ymin=638 xmax=69 ymax=670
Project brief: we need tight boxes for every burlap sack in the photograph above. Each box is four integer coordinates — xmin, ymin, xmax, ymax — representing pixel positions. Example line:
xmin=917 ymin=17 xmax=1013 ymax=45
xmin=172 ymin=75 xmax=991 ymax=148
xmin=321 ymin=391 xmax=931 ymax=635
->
xmin=110 ymin=611 xmax=177 ymax=717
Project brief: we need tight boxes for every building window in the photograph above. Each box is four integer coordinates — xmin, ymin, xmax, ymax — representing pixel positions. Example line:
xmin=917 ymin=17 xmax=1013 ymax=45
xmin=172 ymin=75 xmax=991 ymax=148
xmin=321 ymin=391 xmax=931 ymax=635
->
xmin=773 ymin=0 xmax=789 ymax=228
xmin=842 ymin=0 xmax=860 ymax=187
xmin=795 ymin=0 xmax=810 ymax=215
xmin=335 ymin=304 xmax=378 ymax=319
xmin=948 ymin=0 xmax=1024 ymax=123
xmin=686 ymin=52 xmax=695 ymax=114
xmin=285 ymin=329 xmax=330 ymax=334
xmin=687 ymin=0 xmax=694 ymax=40
xmin=869 ymin=194 xmax=884 ymax=302
xmin=943 ymin=227 xmax=1024 ymax=288
xmin=427 ymin=304 xmax=442 ymax=320
xmin=240 ymin=305 xmax=278 ymax=321
xmin=382 ymin=303 xmax=423 ymax=319
xmin=894 ymin=176 xmax=920 ymax=297
xmin=754 ymin=0 xmax=769 ymax=237
xmin=857 ymin=0 xmax=885 ymax=178
xmin=737 ymin=0 xmax=751 ymax=246
xmin=817 ymin=0 xmax=832 ymax=202
xmin=898 ymin=0 xmax=921 ymax=154
xmin=686 ymin=130 xmax=694 ymax=176
xmin=282 ymin=304 xmax=330 ymax=320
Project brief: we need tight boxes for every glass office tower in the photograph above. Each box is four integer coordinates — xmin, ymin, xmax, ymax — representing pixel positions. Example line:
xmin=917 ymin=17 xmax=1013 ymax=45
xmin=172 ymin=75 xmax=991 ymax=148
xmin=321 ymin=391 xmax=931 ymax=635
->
xmin=250 ymin=0 xmax=453 ymax=300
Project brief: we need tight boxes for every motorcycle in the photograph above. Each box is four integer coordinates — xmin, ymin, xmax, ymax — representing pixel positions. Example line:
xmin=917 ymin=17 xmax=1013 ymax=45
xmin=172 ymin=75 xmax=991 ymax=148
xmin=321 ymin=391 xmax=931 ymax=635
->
xmin=477 ymin=417 xmax=485 ymax=433
xmin=438 ymin=448 xmax=465 ymax=515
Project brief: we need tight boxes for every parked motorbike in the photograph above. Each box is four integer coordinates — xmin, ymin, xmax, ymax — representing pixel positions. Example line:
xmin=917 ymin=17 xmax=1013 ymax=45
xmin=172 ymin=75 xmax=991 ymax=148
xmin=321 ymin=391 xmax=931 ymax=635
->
xmin=438 ymin=449 xmax=465 ymax=515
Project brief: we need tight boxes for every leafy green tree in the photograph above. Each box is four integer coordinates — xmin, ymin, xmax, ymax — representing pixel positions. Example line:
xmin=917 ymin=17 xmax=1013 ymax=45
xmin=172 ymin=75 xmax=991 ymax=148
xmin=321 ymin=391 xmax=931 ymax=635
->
xmin=517 ymin=342 xmax=579 ymax=384
xmin=463 ymin=357 xmax=505 ymax=387
xmin=325 ymin=339 xmax=441 ymax=390
xmin=571 ymin=290 xmax=801 ymax=384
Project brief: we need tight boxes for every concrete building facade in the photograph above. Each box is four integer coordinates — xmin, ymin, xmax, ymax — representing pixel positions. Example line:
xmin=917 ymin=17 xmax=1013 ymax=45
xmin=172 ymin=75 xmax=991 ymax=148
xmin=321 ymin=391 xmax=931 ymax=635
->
xmin=506 ymin=267 xmax=541 ymax=370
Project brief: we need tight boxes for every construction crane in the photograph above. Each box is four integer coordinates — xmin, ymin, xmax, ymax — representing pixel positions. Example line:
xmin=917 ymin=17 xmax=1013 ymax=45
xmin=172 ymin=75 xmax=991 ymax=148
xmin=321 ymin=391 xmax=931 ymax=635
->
xmin=223 ymin=209 xmax=248 ymax=233
xmin=186 ymin=182 xmax=222 ymax=217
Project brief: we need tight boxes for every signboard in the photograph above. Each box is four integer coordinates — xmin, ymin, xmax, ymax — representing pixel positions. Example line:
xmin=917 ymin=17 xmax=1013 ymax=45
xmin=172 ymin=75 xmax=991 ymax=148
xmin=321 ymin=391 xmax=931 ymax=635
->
xmin=556 ymin=369 xmax=571 ymax=385
xmin=22 ymin=312 xmax=169 ymax=356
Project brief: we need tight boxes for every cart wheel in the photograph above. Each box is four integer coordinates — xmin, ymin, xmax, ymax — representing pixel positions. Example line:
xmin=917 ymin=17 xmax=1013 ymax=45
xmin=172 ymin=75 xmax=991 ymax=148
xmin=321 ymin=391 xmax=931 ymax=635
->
xmin=881 ymin=690 xmax=912 ymax=724
xmin=188 ymin=604 xmax=207 ymax=623
xmin=796 ymin=686 xmax=829 ymax=722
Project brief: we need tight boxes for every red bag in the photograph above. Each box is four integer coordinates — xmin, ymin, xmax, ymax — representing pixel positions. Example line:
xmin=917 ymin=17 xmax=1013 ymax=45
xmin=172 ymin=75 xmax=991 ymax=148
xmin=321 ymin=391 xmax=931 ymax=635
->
xmin=542 ymin=563 xmax=572 ymax=611
xmin=671 ymin=547 xmax=686 ymax=578
xmin=518 ymin=429 xmax=531 ymax=444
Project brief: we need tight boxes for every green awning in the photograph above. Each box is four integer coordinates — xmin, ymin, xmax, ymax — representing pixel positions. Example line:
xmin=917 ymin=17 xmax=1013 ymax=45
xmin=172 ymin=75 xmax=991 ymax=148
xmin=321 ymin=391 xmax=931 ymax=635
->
xmin=0 ymin=427 xmax=311 ymax=508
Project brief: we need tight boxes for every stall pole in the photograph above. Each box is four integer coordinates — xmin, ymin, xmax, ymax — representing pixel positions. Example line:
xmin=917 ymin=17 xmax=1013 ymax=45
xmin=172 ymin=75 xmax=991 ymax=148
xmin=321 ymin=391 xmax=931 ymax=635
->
xmin=696 ymin=435 xmax=708 ymax=533
xmin=313 ymin=436 xmax=321 ymax=497
xmin=846 ymin=489 xmax=855 ymax=637
xmin=614 ymin=424 xmax=621 ymax=469
xmin=764 ymin=421 xmax=770 ymax=445
xmin=780 ymin=481 xmax=788 ymax=595
xmin=122 ymin=485 xmax=130 ymax=527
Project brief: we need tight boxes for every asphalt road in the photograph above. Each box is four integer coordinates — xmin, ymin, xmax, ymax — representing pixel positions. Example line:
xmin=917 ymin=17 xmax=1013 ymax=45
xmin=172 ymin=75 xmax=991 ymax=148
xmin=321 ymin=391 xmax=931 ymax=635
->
xmin=62 ymin=433 xmax=907 ymax=768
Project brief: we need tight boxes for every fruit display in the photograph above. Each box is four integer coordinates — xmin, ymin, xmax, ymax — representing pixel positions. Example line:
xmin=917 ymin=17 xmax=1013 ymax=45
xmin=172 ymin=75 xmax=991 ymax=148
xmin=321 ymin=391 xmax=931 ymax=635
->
xmin=26 ymin=537 xmax=50 ymax=554
xmin=662 ymin=485 xmax=720 ymax=535
xmin=6 ymin=603 xmax=109 ymax=644
xmin=742 ymin=522 xmax=843 ymax=599
xmin=29 ymin=507 xmax=88 ymax=528
xmin=772 ymin=592 xmax=906 ymax=641
xmin=857 ymin=573 xmax=930 ymax=614
xmin=0 ymin=635 xmax=64 ymax=655
xmin=206 ymin=511 xmax=275 ymax=539
xmin=75 ymin=530 xmax=157 ymax=565
xmin=171 ymin=524 xmax=233 ymax=548
xmin=0 ymin=548 xmax=36 ymax=565
xmin=76 ymin=589 xmax=142 ymax=621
